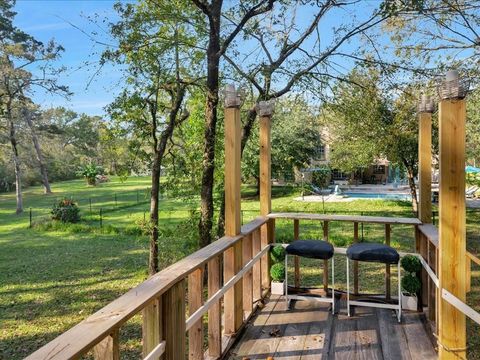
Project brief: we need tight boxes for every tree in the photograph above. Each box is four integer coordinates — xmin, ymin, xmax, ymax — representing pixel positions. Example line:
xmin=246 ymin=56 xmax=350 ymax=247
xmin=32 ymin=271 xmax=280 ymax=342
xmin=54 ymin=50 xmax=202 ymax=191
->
xmin=105 ymin=0 xmax=201 ymax=274
xmin=324 ymin=68 xmax=420 ymax=212
xmin=242 ymin=96 xmax=324 ymax=194
xmin=190 ymin=0 xmax=276 ymax=248
xmin=0 ymin=1 xmax=68 ymax=212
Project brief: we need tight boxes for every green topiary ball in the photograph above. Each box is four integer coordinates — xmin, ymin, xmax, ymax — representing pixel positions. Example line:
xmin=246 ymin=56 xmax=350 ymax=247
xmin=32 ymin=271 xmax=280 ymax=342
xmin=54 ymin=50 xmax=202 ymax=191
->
xmin=270 ymin=245 xmax=286 ymax=263
xmin=401 ymin=255 xmax=422 ymax=273
xmin=401 ymin=273 xmax=421 ymax=295
xmin=270 ymin=263 xmax=285 ymax=282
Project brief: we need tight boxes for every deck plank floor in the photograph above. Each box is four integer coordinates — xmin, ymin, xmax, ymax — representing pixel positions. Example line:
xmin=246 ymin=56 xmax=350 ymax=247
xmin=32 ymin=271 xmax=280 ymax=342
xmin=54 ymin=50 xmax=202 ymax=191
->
xmin=228 ymin=295 xmax=437 ymax=360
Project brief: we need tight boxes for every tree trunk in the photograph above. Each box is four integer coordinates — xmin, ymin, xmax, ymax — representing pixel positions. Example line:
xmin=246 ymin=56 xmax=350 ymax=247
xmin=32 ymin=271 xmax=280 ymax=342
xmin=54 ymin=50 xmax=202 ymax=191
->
xmin=199 ymin=9 xmax=221 ymax=249
xmin=149 ymin=148 xmax=161 ymax=275
xmin=24 ymin=109 xmax=51 ymax=194
xmin=405 ymin=163 xmax=418 ymax=214
xmin=7 ymin=103 xmax=23 ymax=214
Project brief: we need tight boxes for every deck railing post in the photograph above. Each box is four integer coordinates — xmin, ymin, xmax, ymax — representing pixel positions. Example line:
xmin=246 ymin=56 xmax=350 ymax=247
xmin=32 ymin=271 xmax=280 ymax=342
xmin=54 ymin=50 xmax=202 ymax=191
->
xmin=438 ymin=72 xmax=467 ymax=358
xmin=353 ymin=222 xmax=359 ymax=295
xmin=223 ymin=85 xmax=243 ymax=335
xmin=142 ymin=298 xmax=162 ymax=359
xmin=323 ymin=220 xmax=329 ymax=292
xmin=93 ymin=329 xmax=120 ymax=360
xmin=418 ymin=107 xmax=433 ymax=311
xmin=294 ymin=219 xmax=300 ymax=288
xmin=385 ymin=224 xmax=391 ymax=300
xmin=208 ymin=256 xmax=222 ymax=358
xmin=188 ymin=268 xmax=204 ymax=360
xmin=162 ymin=280 xmax=186 ymax=360
xmin=258 ymin=100 xmax=274 ymax=292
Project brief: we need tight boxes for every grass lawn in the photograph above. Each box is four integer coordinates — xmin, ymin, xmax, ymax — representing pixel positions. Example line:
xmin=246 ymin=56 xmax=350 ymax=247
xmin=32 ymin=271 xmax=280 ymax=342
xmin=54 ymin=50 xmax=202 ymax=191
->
xmin=0 ymin=177 xmax=478 ymax=358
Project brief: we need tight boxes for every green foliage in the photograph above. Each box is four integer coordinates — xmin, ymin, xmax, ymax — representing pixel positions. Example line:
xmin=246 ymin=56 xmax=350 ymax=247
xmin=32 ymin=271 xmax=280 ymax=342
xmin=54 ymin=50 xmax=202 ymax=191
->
xmin=312 ymin=166 xmax=330 ymax=188
xmin=51 ymin=198 xmax=80 ymax=223
xmin=270 ymin=263 xmax=286 ymax=282
xmin=270 ymin=245 xmax=286 ymax=263
xmin=401 ymin=273 xmax=421 ymax=295
xmin=401 ymin=254 xmax=422 ymax=273
xmin=77 ymin=164 xmax=102 ymax=185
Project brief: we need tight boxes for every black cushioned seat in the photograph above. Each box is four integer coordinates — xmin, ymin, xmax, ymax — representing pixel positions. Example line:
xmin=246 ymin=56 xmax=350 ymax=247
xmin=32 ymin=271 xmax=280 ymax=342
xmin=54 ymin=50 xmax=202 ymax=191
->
xmin=286 ymin=240 xmax=334 ymax=260
xmin=346 ymin=243 xmax=399 ymax=264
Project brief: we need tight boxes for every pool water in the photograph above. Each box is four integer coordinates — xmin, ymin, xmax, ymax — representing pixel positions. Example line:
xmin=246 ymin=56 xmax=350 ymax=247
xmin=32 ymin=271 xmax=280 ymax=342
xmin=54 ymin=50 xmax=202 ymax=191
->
xmin=343 ymin=192 xmax=411 ymax=201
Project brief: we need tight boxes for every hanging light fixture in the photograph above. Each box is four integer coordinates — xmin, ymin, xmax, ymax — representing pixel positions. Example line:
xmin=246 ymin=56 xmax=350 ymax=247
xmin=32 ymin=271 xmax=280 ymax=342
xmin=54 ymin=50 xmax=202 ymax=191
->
xmin=437 ymin=69 xmax=470 ymax=100
xmin=418 ymin=93 xmax=435 ymax=113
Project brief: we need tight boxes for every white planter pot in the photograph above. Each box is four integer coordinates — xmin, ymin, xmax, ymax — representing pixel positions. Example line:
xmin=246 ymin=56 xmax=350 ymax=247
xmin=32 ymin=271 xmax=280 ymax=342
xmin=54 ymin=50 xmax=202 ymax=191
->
xmin=401 ymin=293 xmax=418 ymax=311
xmin=271 ymin=281 xmax=285 ymax=295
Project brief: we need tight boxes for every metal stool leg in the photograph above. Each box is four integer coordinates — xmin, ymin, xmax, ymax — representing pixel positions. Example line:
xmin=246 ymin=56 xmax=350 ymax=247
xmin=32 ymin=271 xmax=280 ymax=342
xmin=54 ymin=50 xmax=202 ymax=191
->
xmin=347 ymin=257 xmax=350 ymax=317
xmin=331 ymin=256 xmax=335 ymax=314
xmin=397 ymin=261 xmax=402 ymax=323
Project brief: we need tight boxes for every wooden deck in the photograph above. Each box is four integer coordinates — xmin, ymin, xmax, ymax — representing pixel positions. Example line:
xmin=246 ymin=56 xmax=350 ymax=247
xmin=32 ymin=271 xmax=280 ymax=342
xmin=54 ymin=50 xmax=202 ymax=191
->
xmin=229 ymin=295 xmax=437 ymax=359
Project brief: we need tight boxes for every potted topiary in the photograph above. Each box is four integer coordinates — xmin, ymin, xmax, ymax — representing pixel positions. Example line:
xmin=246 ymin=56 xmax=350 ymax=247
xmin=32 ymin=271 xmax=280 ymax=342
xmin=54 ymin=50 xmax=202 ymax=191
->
xmin=270 ymin=245 xmax=286 ymax=295
xmin=77 ymin=164 xmax=102 ymax=186
xmin=400 ymin=255 xmax=422 ymax=311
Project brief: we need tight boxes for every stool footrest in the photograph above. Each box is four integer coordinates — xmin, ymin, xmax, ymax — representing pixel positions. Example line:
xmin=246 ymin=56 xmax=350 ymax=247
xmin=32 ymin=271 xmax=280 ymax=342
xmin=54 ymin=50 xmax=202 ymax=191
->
xmin=348 ymin=300 xmax=399 ymax=310
xmin=287 ymin=294 xmax=334 ymax=303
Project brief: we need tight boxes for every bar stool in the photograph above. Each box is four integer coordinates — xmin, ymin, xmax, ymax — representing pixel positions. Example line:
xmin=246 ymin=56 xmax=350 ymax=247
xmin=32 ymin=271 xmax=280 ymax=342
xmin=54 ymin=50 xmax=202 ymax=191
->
xmin=285 ymin=240 xmax=335 ymax=313
xmin=346 ymin=242 xmax=401 ymax=322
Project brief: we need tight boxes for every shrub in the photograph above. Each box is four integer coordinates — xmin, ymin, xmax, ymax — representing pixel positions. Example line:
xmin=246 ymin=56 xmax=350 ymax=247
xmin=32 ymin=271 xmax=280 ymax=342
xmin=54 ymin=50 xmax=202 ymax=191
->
xmin=270 ymin=263 xmax=285 ymax=282
xmin=270 ymin=245 xmax=286 ymax=263
xmin=77 ymin=164 xmax=103 ymax=186
xmin=401 ymin=273 xmax=421 ymax=295
xmin=51 ymin=199 xmax=80 ymax=223
xmin=401 ymin=255 xmax=422 ymax=273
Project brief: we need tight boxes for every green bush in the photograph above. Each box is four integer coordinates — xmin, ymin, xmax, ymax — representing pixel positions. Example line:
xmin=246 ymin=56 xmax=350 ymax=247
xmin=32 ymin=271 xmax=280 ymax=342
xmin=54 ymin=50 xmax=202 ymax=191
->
xmin=51 ymin=199 xmax=81 ymax=223
xmin=270 ymin=245 xmax=286 ymax=263
xmin=401 ymin=255 xmax=422 ymax=273
xmin=77 ymin=164 xmax=102 ymax=185
xmin=270 ymin=263 xmax=285 ymax=282
xmin=401 ymin=273 xmax=421 ymax=295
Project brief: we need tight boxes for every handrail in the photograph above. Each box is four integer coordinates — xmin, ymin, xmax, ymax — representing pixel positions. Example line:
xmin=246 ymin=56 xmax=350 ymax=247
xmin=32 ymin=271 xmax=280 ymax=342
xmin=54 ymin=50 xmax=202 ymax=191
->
xmin=268 ymin=212 xmax=422 ymax=225
xmin=26 ymin=216 xmax=268 ymax=360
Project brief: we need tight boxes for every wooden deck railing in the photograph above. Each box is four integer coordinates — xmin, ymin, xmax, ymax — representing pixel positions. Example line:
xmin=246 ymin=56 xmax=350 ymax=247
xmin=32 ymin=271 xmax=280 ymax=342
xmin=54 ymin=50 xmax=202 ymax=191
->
xmin=417 ymin=224 xmax=480 ymax=327
xmin=268 ymin=213 xmax=422 ymax=299
xmin=26 ymin=216 xmax=272 ymax=360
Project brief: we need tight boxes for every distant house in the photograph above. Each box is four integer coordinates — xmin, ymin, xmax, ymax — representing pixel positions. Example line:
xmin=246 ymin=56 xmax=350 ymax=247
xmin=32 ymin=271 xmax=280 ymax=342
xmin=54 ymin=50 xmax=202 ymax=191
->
xmin=297 ymin=128 xmax=393 ymax=185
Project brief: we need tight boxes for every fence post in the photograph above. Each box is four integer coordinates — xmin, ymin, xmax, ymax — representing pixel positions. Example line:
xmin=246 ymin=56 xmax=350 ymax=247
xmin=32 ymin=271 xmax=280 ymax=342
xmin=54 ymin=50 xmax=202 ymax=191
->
xmin=29 ymin=208 xmax=32 ymax=228
xmin=100 ymin=208 xmax=103 ymax=228
xmin=114 ymin=193 xmax=117 ymax=207
xmin=223 ymin=85 xmax=243 ymax=335
xmin=89 ymin=198 xmax=92 ymax=213
xmin=259 ymin=100 xmax=274 ymax=293
xmin=137 ymin=190 xmax=139 ymax=204
xmin=438 ymin=71 xmax=467 ymax=359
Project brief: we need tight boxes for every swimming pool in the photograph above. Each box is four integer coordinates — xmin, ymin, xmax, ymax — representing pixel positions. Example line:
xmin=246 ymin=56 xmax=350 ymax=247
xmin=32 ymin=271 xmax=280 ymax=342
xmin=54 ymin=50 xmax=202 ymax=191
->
xmin=343 ymin=192 xmax=411 ymax=201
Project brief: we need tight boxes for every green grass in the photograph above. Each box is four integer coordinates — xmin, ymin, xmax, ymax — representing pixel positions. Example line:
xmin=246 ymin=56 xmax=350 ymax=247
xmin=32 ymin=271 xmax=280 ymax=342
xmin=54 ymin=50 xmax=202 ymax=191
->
xmin=0 ymin=178 xmax=479 ymax=358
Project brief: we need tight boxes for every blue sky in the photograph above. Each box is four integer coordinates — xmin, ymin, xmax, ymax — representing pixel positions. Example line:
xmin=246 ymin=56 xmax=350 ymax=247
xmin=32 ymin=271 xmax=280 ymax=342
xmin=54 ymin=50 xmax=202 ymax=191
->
xmin=14 ymin=0 xmax=124 ymax=116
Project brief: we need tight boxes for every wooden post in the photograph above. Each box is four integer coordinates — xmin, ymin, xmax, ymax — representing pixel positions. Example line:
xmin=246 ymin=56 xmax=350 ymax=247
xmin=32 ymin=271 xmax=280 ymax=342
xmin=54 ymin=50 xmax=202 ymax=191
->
xmin=353 ymin=222 xmax=359 ymax=295
xmin=259 ymin=105 xmax=273 ymax=291
xmin=93 ymin=330 xmax=120 ymax=360
xmin=162 ymin=280 xmax=186 ymax=360
xmin=224 ymin=95 xmax=243 ymax=335
xmin=418 ymin=111 xmax=433 ymax=223
xmin=188 ymin=268 xmax=203 ymax=360
xmin=438 ymin=97 xmax=466 ymax=359
xmin=208 ymin=257 xmax=221 ymax=358
xmin=418 ymin=110 xmax=432 ymax=309
xmin=385 ymin=224 xmax=391 ymax=301
xmin=294 ymin=219 xmax=300 ymax=288
xmin=243 ymin=233 xmax=253 ymax=317
xmin=142 ymin=298 xmax=162 ymax=359
xmin=252 ymin=229 xmax=262 ymax=303
xmin=427 ymin=241 xmax=437 ymax=322
xmin=323 ymin=221 xmax=329 ymax=292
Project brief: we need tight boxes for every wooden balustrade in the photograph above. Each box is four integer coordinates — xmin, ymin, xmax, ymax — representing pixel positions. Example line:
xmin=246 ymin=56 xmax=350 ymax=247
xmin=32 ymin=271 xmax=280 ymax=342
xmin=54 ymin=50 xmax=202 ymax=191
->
xmin=25 ymin=216 xmax=270 ymax=360
xmin=268 ymin=213 xmax=422 ymax=299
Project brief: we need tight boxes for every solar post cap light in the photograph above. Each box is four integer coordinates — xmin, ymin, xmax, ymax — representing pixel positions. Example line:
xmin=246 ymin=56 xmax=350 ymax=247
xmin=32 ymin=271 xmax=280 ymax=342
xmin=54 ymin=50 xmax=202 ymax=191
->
xmin=437 ymin=69 xmax=470 ymax=100
xmin=223 ymin=84 xmax=245 ymax=108
xmin=256 ymin=99 xmax=275 ymax=116
xmin=417 ymin=94 xmax=435 ymax=113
